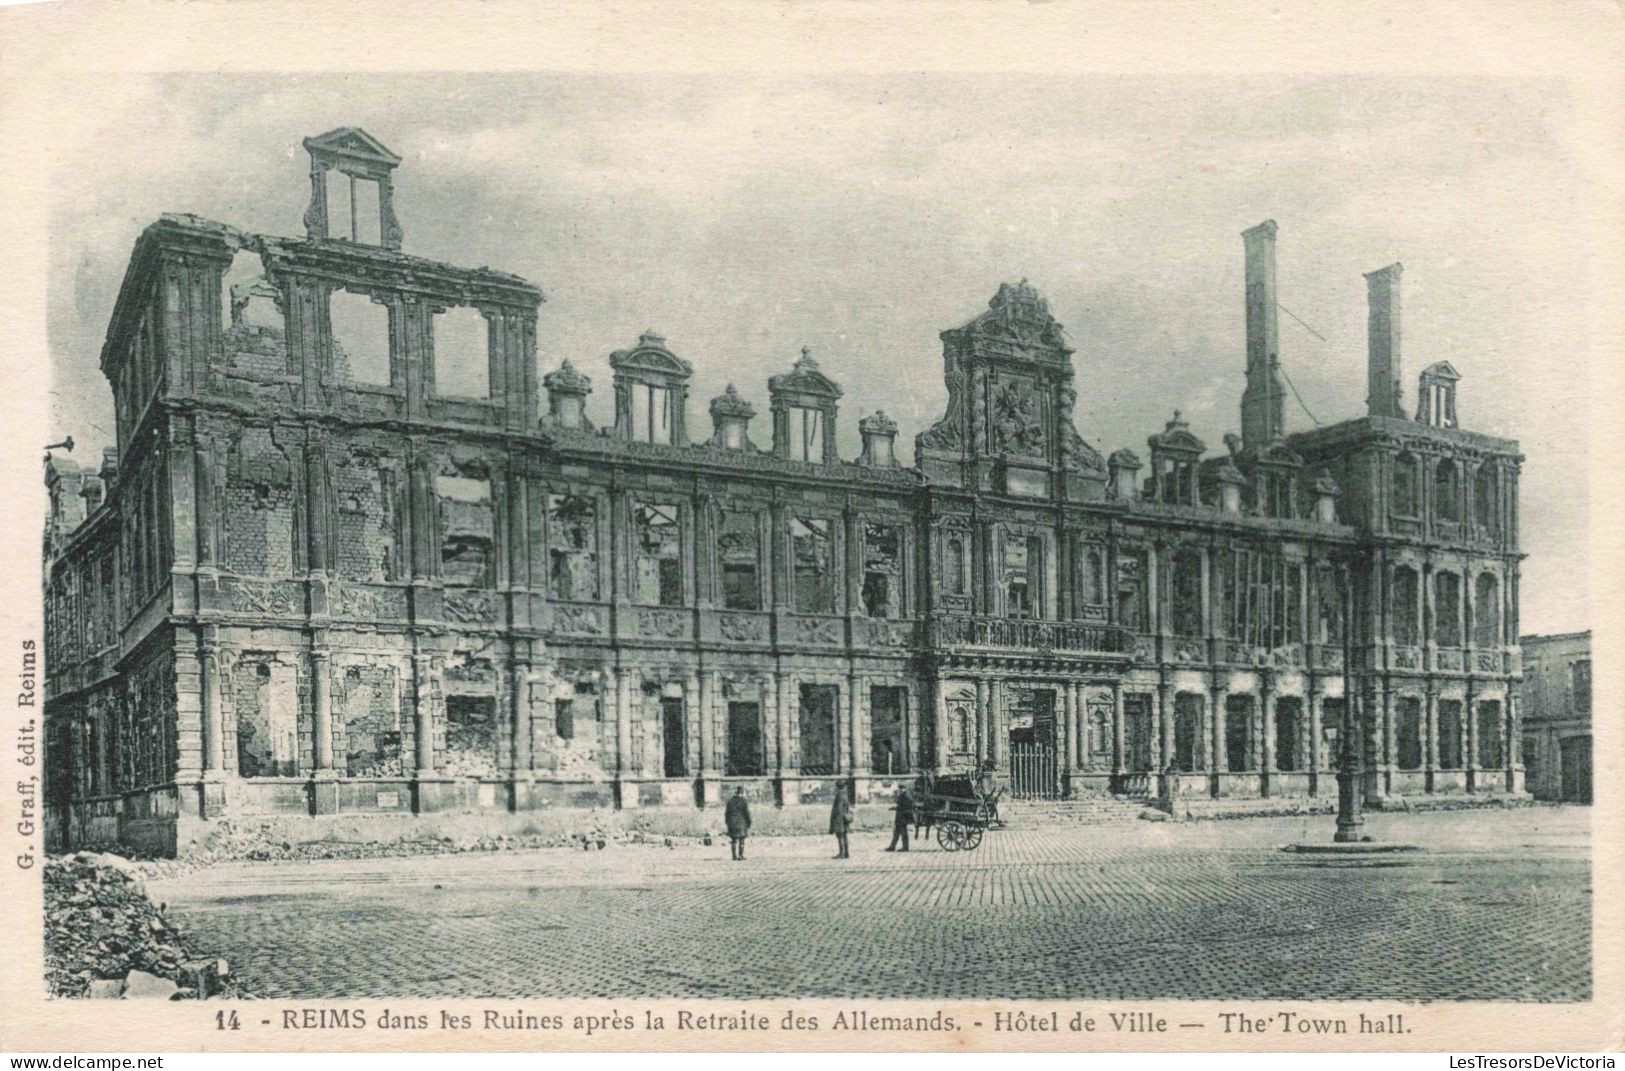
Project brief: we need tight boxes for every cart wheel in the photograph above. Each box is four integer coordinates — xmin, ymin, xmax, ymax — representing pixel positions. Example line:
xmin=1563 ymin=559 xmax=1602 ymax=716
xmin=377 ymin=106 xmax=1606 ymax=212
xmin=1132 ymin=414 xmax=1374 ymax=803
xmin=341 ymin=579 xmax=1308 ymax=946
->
xmin=962 ymin=825 xmax=984 ymax=851
xmin=937 ymin=820 xmax=964 ymax=851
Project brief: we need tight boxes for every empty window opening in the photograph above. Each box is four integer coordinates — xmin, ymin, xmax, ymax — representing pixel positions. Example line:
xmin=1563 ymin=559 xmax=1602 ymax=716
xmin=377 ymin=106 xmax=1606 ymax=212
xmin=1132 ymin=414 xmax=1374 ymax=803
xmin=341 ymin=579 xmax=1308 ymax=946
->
xmin=324 ymin=171 xmax=383 ymax=245
xmin=1321 ymin=698 xmax=1346 ymax=769
xmin=862 ymin=523 xmax=903 ymax=619
xmin=1171 ymin=550 xmax=1203 ymax=636
xmin=1397 ymin=697 xmax=1423 ymax=771
xmin=437 ymin=475 xmax=494 ymax=587
xmin=944 ymin=535 xmax=968 ymax=597
xmin=718 ymin=511 xmax=760 ymax=611
xmin=869 ymin=686 xmax=908 ymax=774
xmin=726 ymin=701 xmax=762 ymax=776
xmin=330 ymin=289 xmax=391 ymax=386
xmin=1435 ymin=571 xmax=1462 ymax=647
xmin=1476 ymin=701 xmax=1504 ymax=769
xmin=434 ymin=307 xmax=492 ymax=399
xmin=1078 ymin=546 xmax=1105 ymax=607
xmin=630 ymin=383 xmax=675 ymax=444
xmin=1224 ymin=695 xmax=1253 ymax=772
xmin=1474 ymin=465 xmax=1499 ymax=534
xmin=1275 ymin=697 xmax=1303 ymax=772
xmin=1474 ymin=573 xmax=1500 ymax=648
xmin=1173 ymin=694 xmax=1204 ymax=772
xmin=1435 ymin=459 xmax=1460 ymax=522
xmin=1392 ymin=566 xmax=1420 ymax=647
xmin=221 ymin=250 xmax=284 ymax=333
xmin=788 ymin=405 xmax=824 ymax=462
xmin=1003 ymin=535 xmax=1041 ymax=620
xmin=792 ymin=518 xmax=835 ymax=614
xmin=1124 ymin=694 xmax=1154 ymax=773
xmin=555 ymin=699 xmax=575 ymax=742
xmin=444 ymin=695 xmax=499 ymax=778
xmin=1571 ymin=660 xmax=1591 ymax=714
xmin=1116 ymin=552 xmax=1145 ymax=631
xmin=633 ymin=502 xmax=683 ymax=607
xmin=548 ymin=494 xmax=599 ymax=601
xmin=1437 ymin=700 xmax=1463 ymax=769
xmin=1392 ymin=454 xmax=1418 ymax=517
xmin=798 ymin=684 xmax=839 ymax=775
xmin=661 ymin=697 xmax=687 ymax=778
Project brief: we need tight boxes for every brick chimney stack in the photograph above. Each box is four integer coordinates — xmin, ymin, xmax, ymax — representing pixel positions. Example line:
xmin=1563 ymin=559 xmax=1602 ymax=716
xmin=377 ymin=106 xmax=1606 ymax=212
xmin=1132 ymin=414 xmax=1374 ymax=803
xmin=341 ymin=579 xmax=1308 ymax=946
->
xmin=1364 ymin=262 xmax=1405 ymax=419
xmin=1240 ymin=220 xmax=1286 ymax=450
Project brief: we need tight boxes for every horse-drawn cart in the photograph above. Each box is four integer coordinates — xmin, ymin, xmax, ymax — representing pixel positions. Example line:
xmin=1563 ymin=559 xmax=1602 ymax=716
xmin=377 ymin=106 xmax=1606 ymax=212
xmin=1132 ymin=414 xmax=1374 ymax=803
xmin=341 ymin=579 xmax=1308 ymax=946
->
xmin=914 ymin=769 xmax=1003 ymax=851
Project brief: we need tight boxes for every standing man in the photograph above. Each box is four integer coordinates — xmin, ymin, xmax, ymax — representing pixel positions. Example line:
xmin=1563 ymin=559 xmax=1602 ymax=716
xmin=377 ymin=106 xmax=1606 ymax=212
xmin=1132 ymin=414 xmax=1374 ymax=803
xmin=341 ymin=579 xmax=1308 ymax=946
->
xmin=725 ymin=787 xmax=752 ymax=860
xmin=886 ymin=785 xmax=914 ymax=852
xmin=829 ymin=784 xmax=854 ymax=859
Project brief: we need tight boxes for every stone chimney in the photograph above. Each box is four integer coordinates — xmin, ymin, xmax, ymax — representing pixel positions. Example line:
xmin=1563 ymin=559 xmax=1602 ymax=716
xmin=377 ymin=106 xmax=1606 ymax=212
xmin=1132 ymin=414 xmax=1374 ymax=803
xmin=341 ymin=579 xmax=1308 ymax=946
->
xmin=859 ymin=410 xmax=899 ymax=467
xmin=709 ymin=384 xmax=757 ymax=450
xmin=1365 ymin=262 xmax=1405 ymax=418
xmin=543 ymin=359 xmax=592 ymax=429
xmin=1107 ymin=448 xmax=1142 ymax=501
xmin=1240 ymin=220 xmax=1286 ymax=451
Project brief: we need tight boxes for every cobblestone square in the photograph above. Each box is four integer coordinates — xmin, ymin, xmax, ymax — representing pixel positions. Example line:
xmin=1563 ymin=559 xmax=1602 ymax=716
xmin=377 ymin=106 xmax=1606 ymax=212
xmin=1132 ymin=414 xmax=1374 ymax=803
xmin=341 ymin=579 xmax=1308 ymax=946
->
xmin=146 ymin=806 xmax=1590 ymax=1002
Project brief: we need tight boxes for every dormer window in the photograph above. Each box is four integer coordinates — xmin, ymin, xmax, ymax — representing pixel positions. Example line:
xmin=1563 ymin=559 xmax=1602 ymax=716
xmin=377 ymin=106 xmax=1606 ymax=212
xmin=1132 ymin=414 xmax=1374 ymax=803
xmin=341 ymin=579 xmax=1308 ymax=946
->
xmin=770 ymin=347 xmax=842 ymax=464
xmin=301 ymin=127 xmax=404 ymax=250
xmin=787 ymin=406 xmax=823 ymax=462
xmin=610 ymin=332 xmax=691 ymax=447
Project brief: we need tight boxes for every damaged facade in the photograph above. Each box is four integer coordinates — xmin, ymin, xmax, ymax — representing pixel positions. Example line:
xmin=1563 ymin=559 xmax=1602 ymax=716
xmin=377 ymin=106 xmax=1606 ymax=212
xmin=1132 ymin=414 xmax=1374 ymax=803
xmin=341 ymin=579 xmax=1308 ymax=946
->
xmin=43 ymin=130 xmax=1526 ymax=854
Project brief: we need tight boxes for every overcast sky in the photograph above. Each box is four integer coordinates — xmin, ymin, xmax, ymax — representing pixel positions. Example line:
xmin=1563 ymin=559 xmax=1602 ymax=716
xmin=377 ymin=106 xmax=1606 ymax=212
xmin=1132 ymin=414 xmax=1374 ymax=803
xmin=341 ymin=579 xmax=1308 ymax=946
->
xmin=46 ymin=73 xmax=1589 ymax=633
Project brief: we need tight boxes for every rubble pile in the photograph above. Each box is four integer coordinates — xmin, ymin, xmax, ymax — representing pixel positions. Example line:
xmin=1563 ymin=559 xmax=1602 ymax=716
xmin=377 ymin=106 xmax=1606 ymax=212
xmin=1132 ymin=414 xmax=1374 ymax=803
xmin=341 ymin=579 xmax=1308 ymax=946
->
xmin=44 ymin=854 xmax=245 ymax=1000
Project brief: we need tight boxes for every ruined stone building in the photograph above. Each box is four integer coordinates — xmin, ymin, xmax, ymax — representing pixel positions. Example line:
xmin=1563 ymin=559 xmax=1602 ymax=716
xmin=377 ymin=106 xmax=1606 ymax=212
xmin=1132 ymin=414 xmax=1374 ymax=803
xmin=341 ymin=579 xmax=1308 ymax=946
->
xmin=1519 ymin=631 xmax=1590 ymax=803
xmin=43 ymin=129 xmax=1527 ymax=853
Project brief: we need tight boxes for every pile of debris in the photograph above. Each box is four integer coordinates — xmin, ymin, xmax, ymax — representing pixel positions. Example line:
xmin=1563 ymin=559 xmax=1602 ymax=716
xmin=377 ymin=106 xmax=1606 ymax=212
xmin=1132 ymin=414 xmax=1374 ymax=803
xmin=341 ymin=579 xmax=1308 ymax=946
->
xmin=44 ymin=853 xmax=245 ymax=1000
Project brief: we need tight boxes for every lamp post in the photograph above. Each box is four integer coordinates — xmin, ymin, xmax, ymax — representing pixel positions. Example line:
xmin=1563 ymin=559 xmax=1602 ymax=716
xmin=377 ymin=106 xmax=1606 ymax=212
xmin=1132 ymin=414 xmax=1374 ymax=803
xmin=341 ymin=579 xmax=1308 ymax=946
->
xmin=1334 ymin=558 xmax=1366 ymax=843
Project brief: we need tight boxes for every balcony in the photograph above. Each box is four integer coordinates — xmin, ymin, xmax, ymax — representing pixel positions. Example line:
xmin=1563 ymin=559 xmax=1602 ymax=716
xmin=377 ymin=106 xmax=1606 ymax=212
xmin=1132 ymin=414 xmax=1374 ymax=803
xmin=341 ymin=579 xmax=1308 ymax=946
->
xmin=928 ymin=615 xmax=1128 ymax=656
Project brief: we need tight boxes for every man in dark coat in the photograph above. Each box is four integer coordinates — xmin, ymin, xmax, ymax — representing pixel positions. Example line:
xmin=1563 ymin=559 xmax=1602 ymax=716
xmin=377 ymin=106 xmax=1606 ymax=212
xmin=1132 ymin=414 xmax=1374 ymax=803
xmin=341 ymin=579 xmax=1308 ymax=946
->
xmin=724 ymin=787 xmax=752 ymax=860
xmin=886 ymin=786 xmax=914 ymax=852
xmin=829 ymin=785 xmax=853 ymax=859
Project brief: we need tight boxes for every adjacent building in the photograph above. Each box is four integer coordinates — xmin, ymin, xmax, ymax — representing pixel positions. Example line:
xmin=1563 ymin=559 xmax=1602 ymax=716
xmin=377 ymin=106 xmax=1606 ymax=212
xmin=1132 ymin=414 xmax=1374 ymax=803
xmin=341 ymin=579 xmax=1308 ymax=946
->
xmin=1519 ymin=631 xmax=1591 ymax=803
xmin=43 ymin=129 xmax=1528 ymax=854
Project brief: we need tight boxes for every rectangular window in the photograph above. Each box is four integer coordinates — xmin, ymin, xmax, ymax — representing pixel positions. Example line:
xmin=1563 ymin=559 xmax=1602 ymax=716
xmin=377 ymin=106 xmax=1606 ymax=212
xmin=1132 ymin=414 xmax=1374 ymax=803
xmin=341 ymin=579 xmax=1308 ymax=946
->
xmin=798 ymin=684 xmax=839 ymax=775
xmin=1437 ymin=700 xmax=1463 ymax=768
xmin=719 ymin=511 xmax=761 ymax=611
xmin=661 ymin=697 xmax=687 ymax=778
xmin=445 ymin=695 xmax=499 ymax=778
xmin=633 ymin=502 xmax=683 ymax=606
xmin=791 ymin=518 xmax=835 ymax=614
xmin=869 ymin=686 xmax=908 ymax=774
xmin=631 ymin=384 xmax=673 ymax=444
xmin=1397 ymin=697 xmax=1423 ymax=770
xmin=726 ymin=702 xmax=762 ymax=776
xmin=1224 ymin=695 xmax=1252 ymax=772
xmin=1171 ymin=551 xmax=1203 ymax=636
xmin=1274 ymin=697 xmax=1302 ymax=772
xmin=862 ymin=523 xmax=903 ymax=618
xmin=433 ymin=307 xmax=491 ymax=399
xmin=790 ymin=406 xmax=823 ymax=461
xmin=548 ymin=494 xmax=599 ymax=601
xmin=1476 ymin=701 xmax=1504 ymax=769
xmin=555 ymin=699 xmax=575 ymax=742
xmin=437 ymin=475 xmax=494 ymax=588
xmin=1174 ymin=694 xmax=1204 ymax=772
xmin=1571 ymin=660 xmax=1591 ymax=714
xmin=1435 ymin=572 xmax=1462 ymax=647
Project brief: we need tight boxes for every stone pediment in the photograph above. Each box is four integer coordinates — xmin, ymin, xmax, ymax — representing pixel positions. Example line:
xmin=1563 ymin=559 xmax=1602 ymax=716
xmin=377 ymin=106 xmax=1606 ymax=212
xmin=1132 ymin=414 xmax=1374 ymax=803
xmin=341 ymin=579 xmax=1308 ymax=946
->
xmin=769 ymin=347 xmax=842 ymax=400
xmin=1147 ymin=411 xmax=1205 ymax=457
xmin=1251 ymin=439 xmax=1305 ymax=469
xmin=609 ymin=331 xmax=693 ymax=381
xmin=1420 ymin=360 xmax=1461 ymax=382
xmin=302 ymin=127 xmax=402 ymax=167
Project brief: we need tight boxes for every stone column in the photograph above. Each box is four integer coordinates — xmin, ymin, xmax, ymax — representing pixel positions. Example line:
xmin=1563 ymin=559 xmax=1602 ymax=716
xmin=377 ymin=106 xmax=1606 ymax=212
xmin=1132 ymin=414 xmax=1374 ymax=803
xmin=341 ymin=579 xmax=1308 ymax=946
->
xmin=1057 ymin=680 xmax=1073 ymax=791
xmin=1258 ymin=679 xmax=1274 ymax=776
xmin=1423 ymin=687 xmax=1439 ymax=787
xmin=990 ymin=679 xmax=1006 ymax=767
xmin=698 ymin=671 xmax=717 ymax=777
xmin=933 ymin=677 xmax=949 ymax=773
xmin=1307 ymin=686 xmax=1324 ymax=784
xmin=200 ymin=645 xmax=224 ymax=773
xmin=413 ymin=653 xmax=437 ymax=775
xmin=1464 ymin=681 xmax=1480 ymax=785
xmin=512 ymin=658 xmax=533 ymax=776
xmin=1157 ymin=680 xmax=1175 ymax=772
xmin=311 ymin=648 xmax=334 ymax=772
xmin=1209 ymin=681 xmax=1228 ymax=789
xmin=776 ymin=671 xmax=793 ymax=775
xmin=847 ymin=668 xmax=863 ymax=781
xmin=1111 ymin=681 xmax=1126 ymax=777
xmin=975 ymin=679 xmax=990 ymax=767
xmin=615 ymin=667 xmax=634 ymax=777
xmin=305 ymin=433 xmax=332 ymax=576
xmin=760 ymin=675 xmax=778 ymax=776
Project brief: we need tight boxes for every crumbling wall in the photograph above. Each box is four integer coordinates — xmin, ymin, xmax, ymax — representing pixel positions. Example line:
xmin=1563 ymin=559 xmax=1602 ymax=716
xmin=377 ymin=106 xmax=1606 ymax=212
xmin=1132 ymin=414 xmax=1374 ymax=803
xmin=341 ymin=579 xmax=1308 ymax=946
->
xmin=334 ymin=449 xmax=402 ymax=583
xmin=335 ymin=663 xmax=408 ymax=777
xmin=228 ymin=654 xmax=300 ymax=777
xmin=223 ymin=427 xmax=295 ymax=578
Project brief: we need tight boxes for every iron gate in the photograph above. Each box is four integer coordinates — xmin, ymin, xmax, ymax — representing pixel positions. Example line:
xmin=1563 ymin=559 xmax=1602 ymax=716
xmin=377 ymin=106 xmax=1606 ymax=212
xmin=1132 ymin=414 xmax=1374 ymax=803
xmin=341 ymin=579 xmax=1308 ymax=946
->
xmin=1009 ymin=741 xmax=1059 ymax=799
